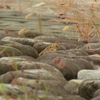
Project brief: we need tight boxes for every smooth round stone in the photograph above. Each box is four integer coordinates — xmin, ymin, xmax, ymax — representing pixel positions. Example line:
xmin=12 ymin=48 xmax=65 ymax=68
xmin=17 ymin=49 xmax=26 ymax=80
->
xmin=64 ymin=79 xmax=83 ymax=95
xmin=78 ymin=69 xmax=100 ymax=80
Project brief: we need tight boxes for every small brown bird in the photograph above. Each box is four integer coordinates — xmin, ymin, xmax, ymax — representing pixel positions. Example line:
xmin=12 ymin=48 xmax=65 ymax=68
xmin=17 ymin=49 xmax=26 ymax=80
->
xmin=39 ymin=42 xmax=59 ymax=56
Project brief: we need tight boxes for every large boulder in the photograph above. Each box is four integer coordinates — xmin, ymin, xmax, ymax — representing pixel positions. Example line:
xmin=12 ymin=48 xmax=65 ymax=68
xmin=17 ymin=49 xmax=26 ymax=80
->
xmin=0 ymin=61 xmax=67 ymax=84
xmin=37 ymin=50 xmax=94 ymax=80
xmin=0 ymin=83 xmax=60 ymax=100
xmin=12 ymin=76 xmax=67 ymax=96
xmin=0 ymin=68 xmax=67 ymax=96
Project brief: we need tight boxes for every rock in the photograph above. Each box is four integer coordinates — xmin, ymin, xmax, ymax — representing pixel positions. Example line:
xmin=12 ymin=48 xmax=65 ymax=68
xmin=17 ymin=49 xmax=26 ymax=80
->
xmin=33 ymin=42 xmax=53 ymax=53
xmin=64 ymin=79 xmax=83 ymax=95
xmin=33 ymin=42 xmax=67 ymax=53
xmin=36 ymin=50 xmax=94 ymax=80
xmin=0 ymin=33 xmax=7 ymax=40
xmin=80 ymin=43 xmax=100 ymax=55
xmin=0 ymin=45 xmax=23 ymax=57
xmin=0 ymin=56 xmax=35 ymax=61
xmin=0 ymin=96 xmax=9 ymax=100
xmin=82 ymin=43 xmax=100 ymax=49
xmin=0 ymin=83 xmax=59 ymax=100
xmin=87 ymin=48 xmax=100 ymax=55
xmin=0 ymin=61 xmax=67 ymax=84
xmin=0 ymin=31 xmax=20 ymax=41
xmin=59 ymin=43 xmax=79 ymax=49
xmin=37 ymin=50 xmax=89 ymax=61
xmin=33 ymin=41 xmax=87 ymax=56
xmin=65 ymin=49 xmax=89 ymax=56
xmin=79 ymin=80 xmax=100 ymax=99
xmin=0 ymin=40 xmax=12 ymax=45
xmin=13 ymin=76 xmax=67 ymax=96
xmin=1 ymin=37 xmax=43 ymax=46
xmin=0 ymin=56 xmax=36 ymax=75
xmin=62 ymin=95 xmax=86 ymax=100
xmin=29 ymin=90 xmax=60 ymax=100
xmin=0 ymin=83 xmax=31 ymax=95
xmin=0 ymin=96 xmax=58 ymax=100
xmin=89 ymin=54 xmax=100 ymax=68
xmin=0 ymin=58 xmax=17 ymax=75
xmin=33 ymin=41 xmax=80 ymax=54
xmin=93 ymin=89 xmax=100 ymax=98
xmin=81 ymin=38 xmax=100 ymax=43
xmin=0 ymin=68 xmax=67 ymax=96
xmin=34 ymin=34 xmax=85 ymax=46
xmin=78 ymin=69 xmax=100 ymax=80
xmin=31 ymin=90 xmax=58 ymax=100
xmin=91 ymin=96 xmax=100 ymax=100
xmin=23 ymin=31 xmax=43 ymax=38
xmin=59 ymin=55 xmax=100 ymax=69
xmin=4 ymin=42 xmax=38 ymax=58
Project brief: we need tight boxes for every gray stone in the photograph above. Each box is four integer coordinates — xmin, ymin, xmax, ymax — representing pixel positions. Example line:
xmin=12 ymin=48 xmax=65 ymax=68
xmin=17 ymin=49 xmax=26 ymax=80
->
xmin=89 ymin=55 xmax=100 ymax=68
xmin=93 ymin=89 xmax=100 ymax=98
xmin=0 ymin=61 xmax=66 ymax=84
xmin=0 ymin=56 xmax=35 ymax=61
xmin=1 ymin=37 xmax=43 ymax=46
xmin=37 ymin=51 xmax=94 ymax=80
xmin=82 ymin=43 xmax=100 ymax=49
xmin=91 ymin=96 xmax=100 ymax=100
xmin=0 ymin=45 xmax=23 ymax=57
xmin=24 ymin=31 xmax=43 ymax=38
xmin=34 ymin=34 xmax=85 ymax=46
xmin=0 ymin=83 xmax=30 ymax=95
xmin=80 ymin=43 xmax=100 ymax=55
xmin=0 ymin=68 xmax=67 ymax=96
xmin=62 ymin=95 xmax=86 ymax=100
xmin=79 ymin=80 xmax=100 ymax=99
xmin=64 ymin=79 xmax=83 ymax=95
xmin=14 ymin=76 xmax=67 ymax=96
xmin=4 ymin=42 xmax=38 ymax=58
xmin=78 ymin=69 xmax=100 ymax=80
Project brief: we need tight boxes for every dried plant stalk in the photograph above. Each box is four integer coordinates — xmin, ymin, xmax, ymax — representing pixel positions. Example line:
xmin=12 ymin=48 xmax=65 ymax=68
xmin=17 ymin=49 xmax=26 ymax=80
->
xmin=18 ymin=28 xmax=26 ymax=35
xmin=25 ymin=13 xmax=33 ymax=19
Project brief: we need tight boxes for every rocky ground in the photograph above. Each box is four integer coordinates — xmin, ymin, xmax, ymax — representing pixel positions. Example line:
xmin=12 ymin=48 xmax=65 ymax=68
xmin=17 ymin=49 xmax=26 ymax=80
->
xmin=0 ymin=0 xmax=100 ymax=100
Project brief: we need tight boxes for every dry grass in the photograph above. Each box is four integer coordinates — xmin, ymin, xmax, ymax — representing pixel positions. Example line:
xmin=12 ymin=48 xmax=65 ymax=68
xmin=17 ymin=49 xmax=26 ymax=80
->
xmin=44 ymin=0 xmax=100 ymax=41
xmin=1 ymin=0 xmax=100 ymax=41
